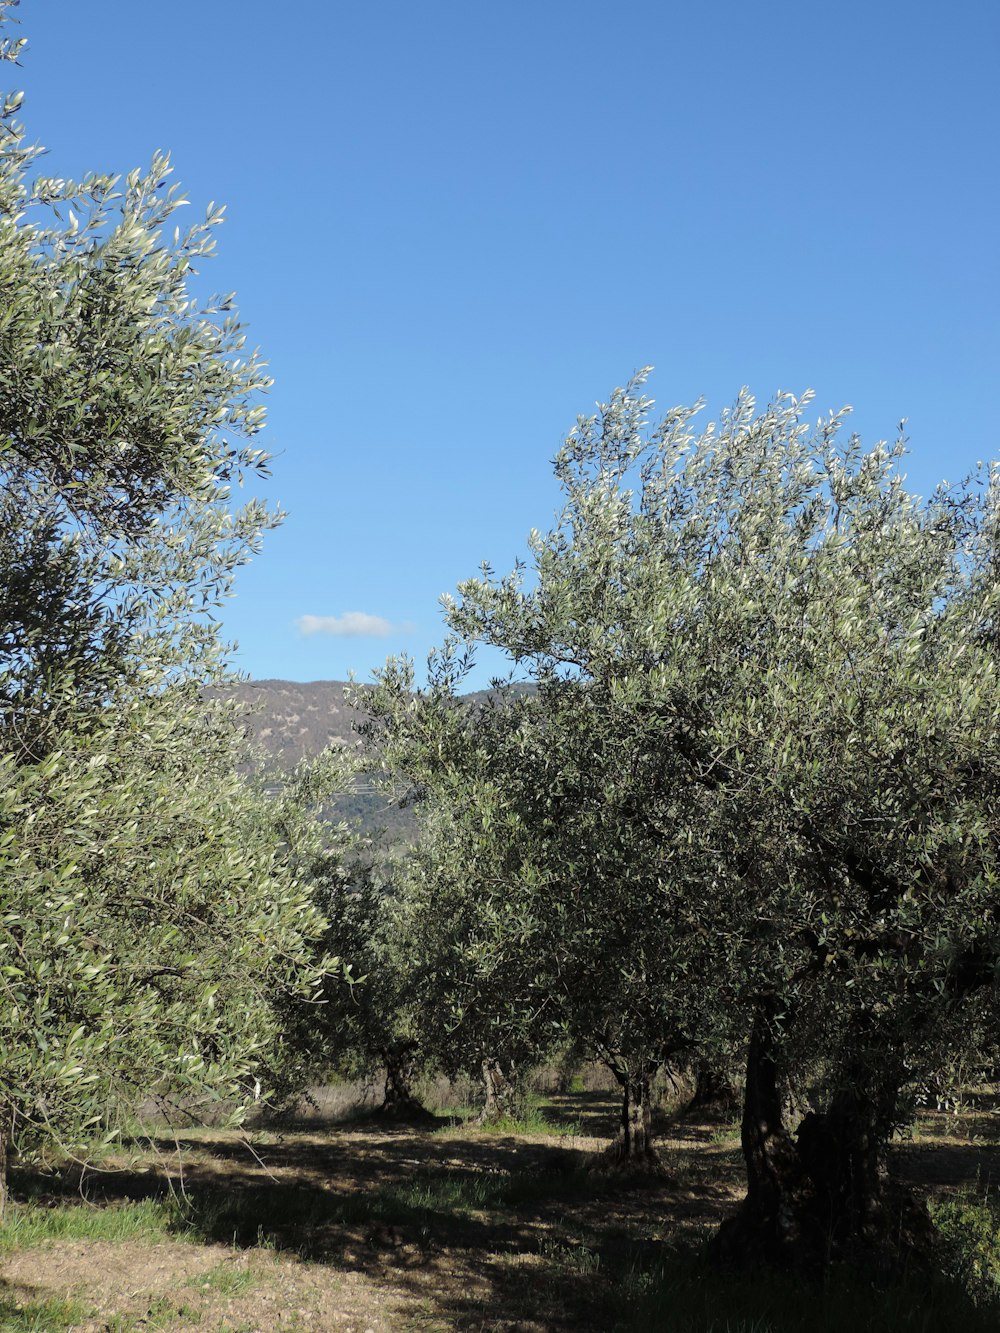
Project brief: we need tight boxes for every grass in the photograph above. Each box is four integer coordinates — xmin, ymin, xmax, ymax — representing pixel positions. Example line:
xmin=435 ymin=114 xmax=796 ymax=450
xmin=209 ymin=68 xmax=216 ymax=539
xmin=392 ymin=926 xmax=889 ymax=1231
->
xmin=431 ymin=1092 xmax=584 ymax=1138
xmin=174 ymin=1159 xmax=602 ymax=1259
xmin=104 ymin=1297 xmax=201 ymax=1332
xmin=929 ymin=1190 xmax=1000 ymax=1303
xmin=472 ymin=1107 xmax=584 ymax=1138
xmin=707 ymin=1120 xmax=742 ymax=1147
xmin=0 ymin=1297 xmax=88 ymax=1332
xmin=7 ymin=1076 xmax=1000 ymax=1331
xmin=184 ymin=1260 xmax=258 ymax=1298
xmin=0 ymin=1196 xmax=179 ymax=1253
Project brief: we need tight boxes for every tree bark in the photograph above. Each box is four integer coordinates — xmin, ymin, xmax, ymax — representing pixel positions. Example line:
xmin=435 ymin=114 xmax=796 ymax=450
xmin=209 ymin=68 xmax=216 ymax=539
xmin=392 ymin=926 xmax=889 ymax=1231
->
xmin=618 ymin=1071 xmax=653 ymax=1156
xmin=711 ymin=1008 xmax=814 ymax=1266
xmin=594 ymin=1061 xmax=666 ymax=1173
xmin=0 ymin=1102 xmax=11 ymax=1224
xmin=712 ymin=1013 xmax=930 ymax=1273
xmin=376 ymin=1041 xmax=434 ymax=1123
xmin=479 ymin=1057 xmax=519 ymax=1124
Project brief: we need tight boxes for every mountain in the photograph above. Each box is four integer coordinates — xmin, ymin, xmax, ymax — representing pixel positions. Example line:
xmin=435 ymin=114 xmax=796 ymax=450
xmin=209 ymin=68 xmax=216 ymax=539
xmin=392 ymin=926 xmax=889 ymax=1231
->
xmin=226 ymin=677 xmax=532 ymax=845
xmin=226 ymin=678 xmax=366 ymax=769
xmin=225 ymin=678 xmax=414 ymax=845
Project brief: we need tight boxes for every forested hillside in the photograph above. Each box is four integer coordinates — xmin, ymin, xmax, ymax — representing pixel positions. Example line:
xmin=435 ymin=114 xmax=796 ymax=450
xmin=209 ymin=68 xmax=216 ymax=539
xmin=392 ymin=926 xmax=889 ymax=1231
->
xmin=225 ymin=679 xmax=363 ymax=766
xmin=226 ymin=678 xmax=528 ymax=845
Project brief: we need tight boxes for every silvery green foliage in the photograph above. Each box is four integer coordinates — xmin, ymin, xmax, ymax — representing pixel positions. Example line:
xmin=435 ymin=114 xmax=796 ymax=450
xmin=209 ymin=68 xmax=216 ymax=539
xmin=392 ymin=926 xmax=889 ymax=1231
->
xmin=380 ymin=678 xmax=565 ymax=1083
xmin=447 ymin=371 xmax=1000 ymax=1111
xmin=0 ymin=13 xmax=336 ymax=1179
xmin=0 ymin=693 xmax=332 ymax=1152
xmin=375 ymin=369 xmax=999 ymax=1122
xmin=0 ymin=14 xmax=277 ymax=741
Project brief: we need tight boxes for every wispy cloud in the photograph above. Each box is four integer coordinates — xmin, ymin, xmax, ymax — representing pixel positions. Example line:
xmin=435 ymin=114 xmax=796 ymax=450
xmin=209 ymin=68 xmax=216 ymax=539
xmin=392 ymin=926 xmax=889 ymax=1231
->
xmin=297 ymin=612 xmax=407 ymax=638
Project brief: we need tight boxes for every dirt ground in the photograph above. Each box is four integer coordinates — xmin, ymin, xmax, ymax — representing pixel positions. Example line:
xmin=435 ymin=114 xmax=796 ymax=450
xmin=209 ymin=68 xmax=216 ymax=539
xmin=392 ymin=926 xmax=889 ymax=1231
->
xmin=3 ymin=1086 xmax=998 ymax=1332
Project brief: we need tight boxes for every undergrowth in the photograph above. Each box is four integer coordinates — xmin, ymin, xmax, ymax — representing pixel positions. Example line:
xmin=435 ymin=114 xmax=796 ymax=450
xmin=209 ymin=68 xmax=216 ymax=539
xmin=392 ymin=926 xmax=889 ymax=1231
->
xmin=0 ymin=1197 xmax=179 ymax=1253
xmin=929 ymin=1191 xmax=1000 ymax=1305
xmin=0 ymin=1297 xmax=88 ymax=1332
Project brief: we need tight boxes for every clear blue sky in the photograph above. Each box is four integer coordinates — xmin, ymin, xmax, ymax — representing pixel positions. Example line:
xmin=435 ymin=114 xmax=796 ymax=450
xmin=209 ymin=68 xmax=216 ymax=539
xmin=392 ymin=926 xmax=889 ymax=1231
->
xmin=16 ymin=1 xmax=999 ymax=688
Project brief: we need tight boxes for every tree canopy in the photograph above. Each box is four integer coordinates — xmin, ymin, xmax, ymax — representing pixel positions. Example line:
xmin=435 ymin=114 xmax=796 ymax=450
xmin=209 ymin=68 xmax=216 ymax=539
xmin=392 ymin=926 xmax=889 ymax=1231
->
xmin=366 ymin=369 xmax=1000 ymax=1254
xmin=0 ymin=9 xmax=339 ymax=1213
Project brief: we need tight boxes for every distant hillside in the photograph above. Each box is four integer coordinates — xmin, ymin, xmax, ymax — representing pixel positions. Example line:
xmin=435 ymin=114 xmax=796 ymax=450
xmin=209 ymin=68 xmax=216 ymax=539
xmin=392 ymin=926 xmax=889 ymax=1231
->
xmin=223 ymin=678 xmax=412 ymax=845
xmin=226 ymin=679 xmax=365 ymax=768
xmin=225 ymin=678 xmax=530 ymax=846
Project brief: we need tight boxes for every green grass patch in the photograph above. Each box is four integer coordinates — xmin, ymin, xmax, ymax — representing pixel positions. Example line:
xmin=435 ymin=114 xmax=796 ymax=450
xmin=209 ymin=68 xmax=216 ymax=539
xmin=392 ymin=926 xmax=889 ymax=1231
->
xmin=0 ymin=1297 xmax=89 ymax=1332
xmin=389 ymin=1163 xmax=592 ymax=1213
xmin=459 ymin=1092 xmax=584 ymax=1138
xmin=184 ymin=1260 xmax=258 ymax=1297
xmin=707 ymin=1121 xmax=742 ymax=1147
xmin=0 ymin=1197 xmax=180 ymax=1253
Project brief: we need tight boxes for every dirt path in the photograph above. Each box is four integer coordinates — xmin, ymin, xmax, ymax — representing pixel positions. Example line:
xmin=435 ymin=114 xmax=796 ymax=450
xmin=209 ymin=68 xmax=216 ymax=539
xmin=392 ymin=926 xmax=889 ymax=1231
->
xmin=3 ymin=1238 xmax=422 ymax=1332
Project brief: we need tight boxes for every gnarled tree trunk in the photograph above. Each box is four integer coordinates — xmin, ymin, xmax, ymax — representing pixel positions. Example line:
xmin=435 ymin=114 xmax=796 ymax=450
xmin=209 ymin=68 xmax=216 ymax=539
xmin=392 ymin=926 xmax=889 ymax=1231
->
xmin=479 ymin=1057 xmax=519 ymax=1124
xmin=595 ymin=1060 xmax=666 ymax=1174
xmin=0 ymin=1102 xmax=12 ymax=1223
xmin=712 ymin=1012 xmax=930 ymax=1273
xmin=712 ymin=1009 xmax=809 ymax=1265
xmin=377 ymin=1040 xmax=434 ymax=1123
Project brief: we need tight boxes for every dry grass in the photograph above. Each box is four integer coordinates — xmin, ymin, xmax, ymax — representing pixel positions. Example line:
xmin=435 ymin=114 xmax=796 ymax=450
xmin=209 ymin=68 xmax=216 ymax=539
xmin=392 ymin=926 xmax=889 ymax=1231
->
xmin=2 ymin=1079 xmax=999 ymax=1331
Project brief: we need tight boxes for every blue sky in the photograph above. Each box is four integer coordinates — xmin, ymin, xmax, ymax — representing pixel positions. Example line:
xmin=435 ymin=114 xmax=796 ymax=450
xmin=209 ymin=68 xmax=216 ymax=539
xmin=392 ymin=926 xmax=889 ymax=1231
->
xmin=16 ymin=1 xmax=999 ymax=688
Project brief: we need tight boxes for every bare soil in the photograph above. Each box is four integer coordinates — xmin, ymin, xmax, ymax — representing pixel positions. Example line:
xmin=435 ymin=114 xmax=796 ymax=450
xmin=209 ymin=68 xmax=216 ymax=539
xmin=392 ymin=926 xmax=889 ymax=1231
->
xmin=2 ymin=1086 xmax=996 ymax=1332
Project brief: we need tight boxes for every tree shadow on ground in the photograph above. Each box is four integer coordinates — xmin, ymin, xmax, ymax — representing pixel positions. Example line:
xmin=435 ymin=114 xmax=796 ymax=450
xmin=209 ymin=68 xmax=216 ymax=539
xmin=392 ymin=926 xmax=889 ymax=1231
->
xmin=891 ymin=1140 xmax=1000 ymax=1193
xmin=12 ymin=1109 xmax=990 ymax=1332
xmin=9 ymin=1116 xmax=744 ymax=1330
xmin=541 ymin=1088 xmax=619 ymax=1137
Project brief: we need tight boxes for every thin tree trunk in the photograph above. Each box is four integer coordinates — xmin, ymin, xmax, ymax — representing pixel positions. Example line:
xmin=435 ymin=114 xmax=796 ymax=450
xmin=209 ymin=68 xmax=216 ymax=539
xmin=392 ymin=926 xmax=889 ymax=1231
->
xmin=0 ymin=1102 xmax=12 ymax=1224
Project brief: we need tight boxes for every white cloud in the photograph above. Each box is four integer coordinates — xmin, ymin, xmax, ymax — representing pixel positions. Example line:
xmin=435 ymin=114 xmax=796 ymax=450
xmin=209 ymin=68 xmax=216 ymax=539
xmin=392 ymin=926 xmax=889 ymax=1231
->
xmin=297 ymin=611 xmax=401 ymax=638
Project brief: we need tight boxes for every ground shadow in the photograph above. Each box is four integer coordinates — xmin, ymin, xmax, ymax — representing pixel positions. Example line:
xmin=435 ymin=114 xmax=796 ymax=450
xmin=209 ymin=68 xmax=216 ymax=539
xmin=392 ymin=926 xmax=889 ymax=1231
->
xmin=11 ymin=1100 xmax=998 ymax=1332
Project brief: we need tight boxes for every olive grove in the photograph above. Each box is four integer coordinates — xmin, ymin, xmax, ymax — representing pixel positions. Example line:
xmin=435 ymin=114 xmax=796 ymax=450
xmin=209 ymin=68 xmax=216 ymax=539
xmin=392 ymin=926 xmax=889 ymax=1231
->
xmin=366 ymin=370 xmax=1000 ymax=1265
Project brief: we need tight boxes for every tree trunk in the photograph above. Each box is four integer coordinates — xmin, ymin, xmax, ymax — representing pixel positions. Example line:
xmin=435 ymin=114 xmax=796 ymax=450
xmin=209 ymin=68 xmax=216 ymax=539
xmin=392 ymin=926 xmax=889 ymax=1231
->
xmin=711 ymin=1014 xmax=931 ymax=1273
xmin=376 ymin=1041 xmax=434 ymax=1123
xmin=619 ymin=1071 xmax=653 ymax=1156
xmin=479 ymin=1057 xmax=519 ymax=1124
xmin=795 ymin=1088 xmax=884 ymax=1241
xmin=718 ymin=1008 xmax=808 ymax=1264
xmin=594 ymin=1062 xmax=667 ymax=1174
xmin=0 ymin=1102 xmax=11 ymax=1223
xmin=686 ymin=1063 xmax=741 ymax=1121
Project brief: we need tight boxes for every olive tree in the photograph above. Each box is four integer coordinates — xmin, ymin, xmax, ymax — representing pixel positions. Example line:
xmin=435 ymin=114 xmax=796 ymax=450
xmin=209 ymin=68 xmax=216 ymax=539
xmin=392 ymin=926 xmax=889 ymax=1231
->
xmin=0 ymin=693 xmax=332 ymax=1205
xmin=270 ymin=747 xmax=438 ymax=1122
xmin=361 ymin=659 xmax=563 ymax=1124
xmin=0 ymin=15 xmax=338 ymax=1214
xmin=403 ymin=370 xmax=999 ymax=1261
xmin=362 ymin=648 xmax=724 ymax=1153
xmin=0 ymin=6 xmax=274 ymax=745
